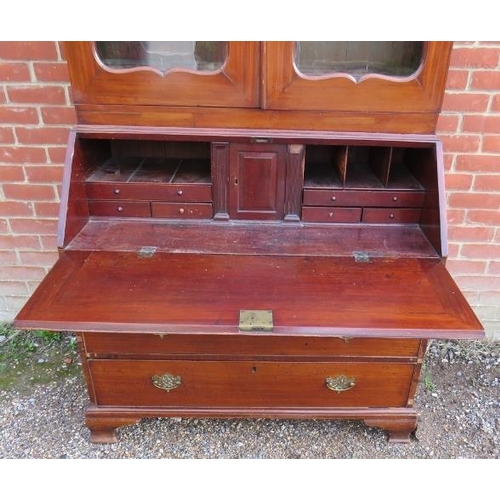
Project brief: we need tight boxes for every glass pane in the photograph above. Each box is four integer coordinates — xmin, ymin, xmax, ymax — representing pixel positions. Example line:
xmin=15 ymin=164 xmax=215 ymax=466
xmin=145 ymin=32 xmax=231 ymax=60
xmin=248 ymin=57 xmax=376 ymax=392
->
xmin=95 ymin=41 xmax=227 ymax=72
xmin=295 ymin=42 xmax=424 ymax=79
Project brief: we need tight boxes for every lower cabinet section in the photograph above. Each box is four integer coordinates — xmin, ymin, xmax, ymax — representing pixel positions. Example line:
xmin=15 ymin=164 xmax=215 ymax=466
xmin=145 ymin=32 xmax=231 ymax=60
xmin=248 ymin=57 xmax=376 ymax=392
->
xmin=79 ymin=334 xmax=425 ymax=444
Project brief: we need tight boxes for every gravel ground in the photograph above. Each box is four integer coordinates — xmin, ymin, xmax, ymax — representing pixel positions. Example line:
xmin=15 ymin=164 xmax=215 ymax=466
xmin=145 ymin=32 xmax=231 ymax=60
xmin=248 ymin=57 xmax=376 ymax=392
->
xmin=0 ymin=339 xmax=498 ymax=459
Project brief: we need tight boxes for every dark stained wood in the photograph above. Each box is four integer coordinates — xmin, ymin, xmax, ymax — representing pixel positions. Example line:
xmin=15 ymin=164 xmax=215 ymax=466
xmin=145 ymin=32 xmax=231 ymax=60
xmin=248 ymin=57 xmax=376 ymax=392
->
xmin=88 ymin=360 xmax=415 ymax=408
xmin=14 ymin=40 xmax=484 ymax=444
xmin=15 ymin=251 xmax=483 ymax=339
xmin=263 ymin=42 xmax=452 ymax=121
xmin=229 ymin=143 xmax=286 ymax=220
xmin=64 ymin=42 xmax=260 ymax=109
xmin=66 ymin=219 xmax=440 ymax=258
xmin=82 ymin=332 xmax=422 ymax=359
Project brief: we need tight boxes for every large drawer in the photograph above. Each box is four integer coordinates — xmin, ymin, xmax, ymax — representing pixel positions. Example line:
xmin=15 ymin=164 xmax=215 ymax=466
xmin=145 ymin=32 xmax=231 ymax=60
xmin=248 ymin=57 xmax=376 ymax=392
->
xmin=89 ymin=360 xmax=415 ymax=408
xmin=83 ymin=333 xmax=422 ymax=359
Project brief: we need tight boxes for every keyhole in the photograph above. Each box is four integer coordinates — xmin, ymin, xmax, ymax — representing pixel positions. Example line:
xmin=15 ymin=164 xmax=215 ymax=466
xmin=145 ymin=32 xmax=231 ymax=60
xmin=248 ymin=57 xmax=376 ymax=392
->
xmin=234 ymin=178 xmax=238 ymax=186
xmin=251 ymin=366 xmax=257 ymax=374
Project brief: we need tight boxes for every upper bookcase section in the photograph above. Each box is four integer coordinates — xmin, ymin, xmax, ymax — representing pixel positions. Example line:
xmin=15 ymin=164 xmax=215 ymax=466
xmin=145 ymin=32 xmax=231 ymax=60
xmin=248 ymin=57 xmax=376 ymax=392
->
xmin=64 ymin=41 xmax=452 ymax=134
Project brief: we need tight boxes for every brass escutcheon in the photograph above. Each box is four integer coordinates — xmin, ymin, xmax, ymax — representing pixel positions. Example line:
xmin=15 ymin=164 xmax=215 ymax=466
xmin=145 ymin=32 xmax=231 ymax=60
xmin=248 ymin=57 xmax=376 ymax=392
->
xmin=151 ymin=373 xmax=182 ymax=392
xmin=326 ymin=375 xmax=356 ymax=393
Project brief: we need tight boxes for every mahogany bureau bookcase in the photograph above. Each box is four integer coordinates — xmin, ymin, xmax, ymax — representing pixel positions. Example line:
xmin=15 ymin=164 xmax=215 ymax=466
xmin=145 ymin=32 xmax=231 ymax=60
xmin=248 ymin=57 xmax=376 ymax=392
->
xmin=15 ymin=41 xmax=484 ymax=443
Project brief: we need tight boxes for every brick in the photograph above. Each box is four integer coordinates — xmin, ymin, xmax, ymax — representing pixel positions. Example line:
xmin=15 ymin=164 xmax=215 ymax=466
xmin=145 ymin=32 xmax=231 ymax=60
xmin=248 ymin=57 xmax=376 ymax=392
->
xmin=40 ymin=235 xmax=57 ymax=251
xmin=450 ymin=47 xmax=499 ymax=68
xmin=489 ymin=261 xmax=500 ymax=275
xmin=4 ymin=296 xmax=30 ymax=312
xmin=15 ymin=127 xmax=69 ymax=145
xmin=447 ymin=242 xmax=460 ymax=259
xmin=25 ymin=166 xmax=63 ymax=183
xmin=34 ymin=202 xmax=60 ymax=218
xmin=0 ymin=265 xmax=47 ymax=280
xmin=445 ymin=260 xmax=486 ymax=275
xmin=467 ymin=209 xmax=500 ymax=226
xmin=446 ymin=209 xmax=466 ymax=225
xmin=448 ymin=192 xmax=500 ymax=209
xmin=0 ymin=251 xmax=18 ymax=265
xmin=442 ymin=134 xmax=481 ymax=154
xmin=0 ymin=106 xmax=39 ymax=125
xmin=3 ymin=184 xmax=56 ymax=201
xmin=483 ymin=135 xmax=500 ymax=153
xmin=441 ymin=92 xmax=490 ymax=113
xmin=0 ymin=146 xmax=46 ymax=164
xmin=492 ymin=94 xmax=500 ymax=112
xmin=41 ymin=106 xmax=76 ymax=125
xmin=461 ymin=243 xmax=500 ymax=259
xmin=33 ymin=62 xmax=70 ymax=83
xmin=442 ymin=153 xmax=454 ymax=171
xmin=444 ymin=173 xmax=473 ymax=190
xmin=456 ymin=154 xmax=500 ymax=172
xmin=472 ymin=306 xmax=498 ymax=321
xmin=18 ymin=251 xmax=58 ymax=267
xmin=0 ymin=219 xmax=8 ymax=233
xmin=444 ymin=69 xmax=469 ymax=90
xmin=455 ymin=275 xmax=500 ymax=291
xmin=0 ymin=201 xmax=33 ymax=217
xmin=0 ymin=234 xmax=40 ymax=250
xmin=0 ymin=282 xmax=28 ymax=295
xmin=471 ymin=71 xmax=500 ymax=90
xmin=0 ymin=86 xmax=6 ymax=104
xmin=7 ymin=85 xmax=66 ymax=105
xmin=0 ymin=42 xmax=58 ymax=61
xmin=448 ymin=226 xmax=495 ymax=242
xmin=436 ymin=114 xmax=460 ymax=133
xmin=0 ymin=62 xmax=31 ymax=82
xmin=462 ymin=115 xmax=500 ymax=133
xmin=47 ymin=146 xmax=68 ymax=163
xmin=10 ymin=218 xmax=58 ymax=235
xmin=479 ymin=291 xmax=500 ymax=306
xmin=474 ymin=174 xmax=500 ymax=191
xmin=0 ymin=166 xmax=26 ymax=182
xmin=0 ymin=127 xmax=15 ymax=143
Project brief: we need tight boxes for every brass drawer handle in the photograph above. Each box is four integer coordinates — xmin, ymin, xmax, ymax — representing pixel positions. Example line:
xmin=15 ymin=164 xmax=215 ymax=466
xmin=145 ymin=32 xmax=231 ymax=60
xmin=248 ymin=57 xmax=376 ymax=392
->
xmin=326 ymin=375 xmax=356 ymax=393
xmin=151 ymin=373 xmax=182 ymax=392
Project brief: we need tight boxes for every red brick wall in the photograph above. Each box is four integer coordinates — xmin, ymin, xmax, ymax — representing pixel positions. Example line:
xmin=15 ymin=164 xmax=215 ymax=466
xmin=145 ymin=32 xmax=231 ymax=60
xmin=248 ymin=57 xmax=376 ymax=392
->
xmin=1 ymin=41 xmax=499 ymax=340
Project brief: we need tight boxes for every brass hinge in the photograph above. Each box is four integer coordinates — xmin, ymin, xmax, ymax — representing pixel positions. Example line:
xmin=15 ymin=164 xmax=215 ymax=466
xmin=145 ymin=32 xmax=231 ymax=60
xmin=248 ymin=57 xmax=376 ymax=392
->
xmin=239 ymin=310 xmax=273 ymax=332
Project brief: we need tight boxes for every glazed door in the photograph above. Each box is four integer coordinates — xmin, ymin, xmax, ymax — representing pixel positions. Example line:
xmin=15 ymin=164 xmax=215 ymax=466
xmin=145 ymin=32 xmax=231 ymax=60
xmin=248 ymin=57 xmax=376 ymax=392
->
xmin=263 ymin=42 xmax=452 ymax=114
xmin=65 ymin=41 xmax=260 ymax=108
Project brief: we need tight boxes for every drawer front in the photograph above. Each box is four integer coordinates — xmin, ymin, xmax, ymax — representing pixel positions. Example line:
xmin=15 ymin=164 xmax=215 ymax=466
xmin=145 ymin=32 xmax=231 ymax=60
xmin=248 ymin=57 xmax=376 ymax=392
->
xmin=302 ymin=206 xmax=362 ymax=223
xmin=87 ymin=182 xmax=212 ymax=203
xmin=303 ymin=189 xmax=424 ymax=208
xmin=152 ymin=203 xmax=213 ymax=219
xmin=89 ymin=360 xmax=414 ymax=408
xmin=83 ymin=333 xmax=422 ymax=358
xmin=88 ymin=200 xmax=151 ymax=217
xmin=362 ymin=208 xmax=422 ymax=224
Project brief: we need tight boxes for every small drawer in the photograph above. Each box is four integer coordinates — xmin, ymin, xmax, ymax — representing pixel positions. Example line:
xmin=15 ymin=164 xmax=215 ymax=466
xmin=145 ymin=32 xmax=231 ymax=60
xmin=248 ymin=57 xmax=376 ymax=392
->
xmin=152 ymin=202 xmax=213 ymax=219
xmin=362 ymin=208 xmax=422 ymax=224
xmin=83 ymin=333 xmax=422 ymax=358
xmin=303 ymin=189 xmax=424 ymax=208
xmin=87 ymin=182 xmax=212 ymax=203
xmin=89 ymin=359 xmax=415 ymax=408
xmin=302 ymin=206 xmax=362 ymax=223
xmin=88 ymin=200 xmax=151 ymax=217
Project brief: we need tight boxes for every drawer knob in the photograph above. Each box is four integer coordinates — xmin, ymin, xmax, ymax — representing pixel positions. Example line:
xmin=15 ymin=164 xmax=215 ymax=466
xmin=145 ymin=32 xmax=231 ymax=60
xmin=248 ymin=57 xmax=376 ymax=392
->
xmin=331 ymin=196 xmax=337 ymax=202
xmin=326 ymin=375 xmax=356 ymax=393
xmin=117 ymin=206 xmax=123 ymax=212
xmin=151 ymin=373 xmax=182 ymax=392
xmin=114 ymin=189 xmax=120 ymax=195
xmin=177 ymin=190 xmax=183 ymax=196
xmin=389 ymin=213 xmax=395 ymax=219
xmin=392 ymin=196 xmax=398 ymax=202
xmin=179 ymin=208 xmax=185 ymax=214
